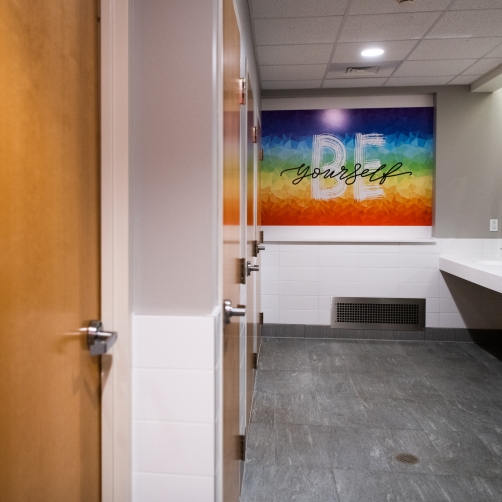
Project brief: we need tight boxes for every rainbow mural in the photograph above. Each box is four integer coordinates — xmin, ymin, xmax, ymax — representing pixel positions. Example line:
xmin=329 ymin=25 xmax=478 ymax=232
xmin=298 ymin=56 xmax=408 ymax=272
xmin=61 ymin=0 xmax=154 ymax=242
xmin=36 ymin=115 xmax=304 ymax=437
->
xmin=261 ymin=107 xmax=434 ymax=226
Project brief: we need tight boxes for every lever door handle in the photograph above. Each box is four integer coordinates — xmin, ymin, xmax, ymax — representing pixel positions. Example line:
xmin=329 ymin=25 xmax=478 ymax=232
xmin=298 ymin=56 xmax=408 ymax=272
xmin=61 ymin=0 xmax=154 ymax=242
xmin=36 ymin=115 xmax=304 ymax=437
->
xmin=247 ymin=261 xmax=259 ymax=276
xmin=87 ymin=320 xmax=118 ymax=355
xmin=253 ymin=241 xmax=265 ymax=256
xmin=224 ymin=300 xmax=246 ymax=324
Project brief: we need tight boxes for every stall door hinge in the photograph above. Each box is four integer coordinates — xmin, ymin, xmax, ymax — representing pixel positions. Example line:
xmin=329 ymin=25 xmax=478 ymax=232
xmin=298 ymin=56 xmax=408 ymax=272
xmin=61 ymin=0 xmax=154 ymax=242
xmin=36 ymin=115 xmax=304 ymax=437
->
xmin=260 ymin=230 xmax=264 ymax=243
xmin=252 ymin=126 xmax=258 ymax=143
xmin=239 ymin=434 xmax=246 ymax=461
xmin=259 ymin=312 xmax=264 ymax=325
xmin=239 ymin=78 xmax=246 ymax=105
xmin=259 ymin=148 xmax=264 ymax=161
xmin=240 ymin=258 xmax=246 ymax=285
xmin=253 ymin=352 xmax=258 ymax=369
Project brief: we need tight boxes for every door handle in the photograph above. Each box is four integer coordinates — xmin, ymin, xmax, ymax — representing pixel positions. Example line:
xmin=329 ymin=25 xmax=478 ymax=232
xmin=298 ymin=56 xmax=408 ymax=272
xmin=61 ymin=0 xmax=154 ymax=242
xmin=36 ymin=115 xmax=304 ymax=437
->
xmin=253 ymin=240 xmax=265 ymax=257
xmin=87 ymin=320 xmax=118 ymax=355
xmin=224 ymin=300 xmax=245 ymax=324
xmin=246 ymin=261 xmax=259 ymax=276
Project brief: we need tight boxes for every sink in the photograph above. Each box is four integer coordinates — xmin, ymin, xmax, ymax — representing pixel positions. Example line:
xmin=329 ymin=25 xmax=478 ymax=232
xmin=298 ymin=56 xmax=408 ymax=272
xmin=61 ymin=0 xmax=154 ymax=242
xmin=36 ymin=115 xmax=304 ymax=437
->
xmin=472 ymin=259 xmax=502 ymax=266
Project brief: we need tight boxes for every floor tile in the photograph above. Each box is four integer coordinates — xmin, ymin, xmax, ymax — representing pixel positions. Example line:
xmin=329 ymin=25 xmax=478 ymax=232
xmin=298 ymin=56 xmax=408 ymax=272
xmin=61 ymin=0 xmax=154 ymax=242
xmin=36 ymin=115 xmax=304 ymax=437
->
xmin=251 ymin=392 xmax=275 ymax=424
xmin=434 ymin=476 xmax=502 ymax=502
xmin=334 ymin=470 xmax=446 ymax=502
xmin=328 ymin=340 xmax=368 ymax=355
xmin=246 ymin=423 xmax=275 ymax=465
xmin=275 ymin=424 xmax=331 ymax=469
xmin=328 ymin=426 xmax=390 ymax=472
xmin=254 ymin=370 xmax=276 ymax=394
xmin=375 ymin=428 xmax=454 ymax=475
xmin=448 ymin=400 xmax=502 ymax=434
xmin=273 ymin=340 xmax=310 ymax=371
xmin=430 ymin=342 xmax=480 ymax=364
xmin=477 ymin=432 xmax=502 ymax=458
xmin=275 ymin=392 xmax=322 ymax=425
xmin=313 ymin=372 xmax=358 ymax=397
xmin=350 ymin=373 xmax=402 ymax=399
xmin=372 ymin=355 xmax=419 ymax=375
xmin=407 ymin=398 xmax=467 ymax=432
xmin=362 ymin=341 xmax=408 ymax=356
xmin=317 ymin=394 xmax=371 ymax=427
xmin=275 ymin=371 xmax=315 ymax=395
xmin=241 ymin=464 xmax=275 ymax=502
xmin=362 ymin=397 xmax=422 ymax=430
xmin=391 ymin=375 xmax=442 ymax=400
xmin=274 ymin=466 xmax=339 ymax=502
xmin=426 ymin=430 xmax=502 ymax=477
xmin=307 ymin=342 xmax=337 ymax=373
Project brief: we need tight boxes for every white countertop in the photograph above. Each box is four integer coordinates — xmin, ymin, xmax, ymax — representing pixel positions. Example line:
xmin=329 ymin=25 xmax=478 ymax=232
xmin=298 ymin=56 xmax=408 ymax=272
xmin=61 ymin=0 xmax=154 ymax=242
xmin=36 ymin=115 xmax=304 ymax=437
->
xmin=439 ymin=254 xmax=502 ymax=294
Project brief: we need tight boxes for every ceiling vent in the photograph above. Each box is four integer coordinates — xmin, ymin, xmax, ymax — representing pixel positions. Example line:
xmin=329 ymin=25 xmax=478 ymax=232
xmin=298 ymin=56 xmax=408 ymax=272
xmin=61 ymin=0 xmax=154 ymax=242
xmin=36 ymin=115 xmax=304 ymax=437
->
xmin=345 ymin=66 xmax=379 ymax=75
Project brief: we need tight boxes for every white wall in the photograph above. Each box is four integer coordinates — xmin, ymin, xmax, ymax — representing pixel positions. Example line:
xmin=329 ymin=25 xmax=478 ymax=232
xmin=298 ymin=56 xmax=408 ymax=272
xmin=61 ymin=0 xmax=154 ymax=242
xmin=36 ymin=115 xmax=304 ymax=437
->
xmin=261 ymin=239 xmax=502 ymax=329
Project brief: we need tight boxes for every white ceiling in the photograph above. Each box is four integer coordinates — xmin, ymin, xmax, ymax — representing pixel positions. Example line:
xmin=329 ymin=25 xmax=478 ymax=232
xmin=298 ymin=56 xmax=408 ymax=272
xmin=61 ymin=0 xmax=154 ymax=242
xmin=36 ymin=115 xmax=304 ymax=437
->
xmin=248 ymin=0 xmax=502 ymax=90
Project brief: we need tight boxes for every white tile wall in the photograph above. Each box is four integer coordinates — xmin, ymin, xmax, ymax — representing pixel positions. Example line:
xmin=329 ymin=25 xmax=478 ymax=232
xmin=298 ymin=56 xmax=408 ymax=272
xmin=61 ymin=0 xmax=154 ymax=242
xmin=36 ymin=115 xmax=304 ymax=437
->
xmin=132 ymin=314 xmax=218 ymax=502
xmin=260 ymin=239 xmax=502 ymax=328
xmin=133 ymin=473 xmax=214 ymax=502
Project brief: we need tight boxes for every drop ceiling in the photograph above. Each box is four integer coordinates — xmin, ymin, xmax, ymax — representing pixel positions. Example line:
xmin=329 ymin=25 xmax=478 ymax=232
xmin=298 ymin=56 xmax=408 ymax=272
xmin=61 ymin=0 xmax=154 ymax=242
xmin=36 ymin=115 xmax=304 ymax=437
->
xmin=248 ymin=0 xmax=502 ymax=90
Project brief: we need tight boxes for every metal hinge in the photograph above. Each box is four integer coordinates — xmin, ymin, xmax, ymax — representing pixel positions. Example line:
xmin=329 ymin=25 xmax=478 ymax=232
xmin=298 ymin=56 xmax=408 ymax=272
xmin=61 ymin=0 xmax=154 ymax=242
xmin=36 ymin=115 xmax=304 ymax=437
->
xmin=259 ymin=312 xmax=264 ymax=325
xmin=260 ymin=230 xmax=264 ymax=243
xmin=259 ymin=148 xmax=264 ymax=161
xmin=239 ymin=78 xmax=246 ymax=105
xmin=239 ymin=435 xmax=246 ymax=461
xmin=252 ymin=126 xmax=258 ymax=144
xmin=240 ymin=258 xmax=246 ymax=285
xmin=253 ymin=353 xmax=258 ymax=369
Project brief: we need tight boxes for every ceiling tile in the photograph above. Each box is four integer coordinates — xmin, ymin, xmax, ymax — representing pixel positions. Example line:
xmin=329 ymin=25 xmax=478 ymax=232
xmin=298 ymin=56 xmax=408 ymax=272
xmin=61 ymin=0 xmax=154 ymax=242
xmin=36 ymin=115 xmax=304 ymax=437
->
xmin=340 ymin=12 xmax=441 ymax=42
xmin=332 ymin=40 xmax=417 ymax=63
xmin=426 ymin=9 xmax=502 ymax=39
xmin=261 ymin=80 xmax=322 ymax=90
xmin=452 ymin=0 xmax=502 ymax=9
xmin=254 ymin=17 xmax=342 ymax=46
xmin=462 ymin=57 xmax=502 ymax=75
xmin=257 ymin=44 xmax=333 ymax=66
xmin=485 ymin=42 xmax=502 ymax=57
xmin=386 ymin=76 xmax=453 ymax=86
xmin=409 ymin=37 xmax=502 ymax=60
xmin=323 ymin=77 xmax=387 ymax=88
xmin=394 ymin=59 xmax=477 ymax=76
xmin=448 ymin=75 xmax=482 ymax=84
xmin=250 ymin=0 xmax=349 ymax=18
xmin=327 ymin=61 xmax=399 ymax=78
xmin=260 ymin=64 xmax=327 ymax=81
xmin=349 ymin=0 xmax=451 ymax=15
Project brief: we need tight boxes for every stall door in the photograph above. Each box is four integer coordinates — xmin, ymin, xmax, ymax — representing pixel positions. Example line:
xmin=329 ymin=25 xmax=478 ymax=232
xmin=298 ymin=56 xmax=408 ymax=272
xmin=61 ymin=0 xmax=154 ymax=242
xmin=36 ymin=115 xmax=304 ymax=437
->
xmin=222 ymin=0 xmax=242 ymax=499
xmin=0 ymin=1 xmax=101 ymax=500
xmin=245 ymin=78 xmax=257 ymax=423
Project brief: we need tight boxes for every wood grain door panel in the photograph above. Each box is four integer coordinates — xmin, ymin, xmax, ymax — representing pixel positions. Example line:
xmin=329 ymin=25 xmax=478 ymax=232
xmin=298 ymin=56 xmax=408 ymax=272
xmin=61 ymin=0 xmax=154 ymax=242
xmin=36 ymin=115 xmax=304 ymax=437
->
xmin=246 ymin=78 xmax=256 ymax=426
xmin=222 ymin=0 xmax=242 ymax=499
xmin=0 ymin=1 xmax=101 ymax=500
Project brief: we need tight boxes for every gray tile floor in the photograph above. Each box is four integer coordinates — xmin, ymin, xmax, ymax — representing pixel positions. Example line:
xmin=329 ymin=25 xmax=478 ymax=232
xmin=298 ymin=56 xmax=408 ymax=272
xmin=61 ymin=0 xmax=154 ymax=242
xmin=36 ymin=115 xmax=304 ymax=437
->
xmin=240 ymin=338 xmax=502 ymax=502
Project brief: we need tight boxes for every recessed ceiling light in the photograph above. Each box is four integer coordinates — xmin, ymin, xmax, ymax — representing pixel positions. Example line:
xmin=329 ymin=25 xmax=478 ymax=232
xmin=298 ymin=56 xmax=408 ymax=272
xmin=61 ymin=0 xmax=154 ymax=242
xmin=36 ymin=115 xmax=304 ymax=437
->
xmin=361 ymin=48 xmax=384 ymax=57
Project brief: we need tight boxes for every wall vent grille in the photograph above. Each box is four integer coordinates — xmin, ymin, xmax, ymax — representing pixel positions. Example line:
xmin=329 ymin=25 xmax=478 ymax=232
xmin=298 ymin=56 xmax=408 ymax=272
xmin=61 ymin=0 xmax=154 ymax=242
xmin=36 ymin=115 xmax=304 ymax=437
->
xmin=331 ymin=297 xmax=425 ymax=331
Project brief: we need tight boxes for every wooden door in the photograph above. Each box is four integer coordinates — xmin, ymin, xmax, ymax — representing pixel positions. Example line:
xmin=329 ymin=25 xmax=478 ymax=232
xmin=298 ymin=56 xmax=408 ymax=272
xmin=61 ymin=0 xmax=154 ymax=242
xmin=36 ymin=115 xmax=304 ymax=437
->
xmin=255 ymin=119 xmax=263 ymax=353
xmin=0 ymin=1 xmax=101 ymax=500
xmin=222 ymin=0 xmax=242 ymax=500
xmin=245 ymin=78 xmax=256 ymax=424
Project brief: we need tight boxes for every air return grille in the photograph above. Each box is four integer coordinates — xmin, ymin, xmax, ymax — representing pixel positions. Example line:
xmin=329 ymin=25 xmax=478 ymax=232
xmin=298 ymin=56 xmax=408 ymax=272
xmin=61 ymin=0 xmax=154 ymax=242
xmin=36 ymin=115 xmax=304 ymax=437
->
xmin=331 ymin=297 xmax=425 ymax=331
